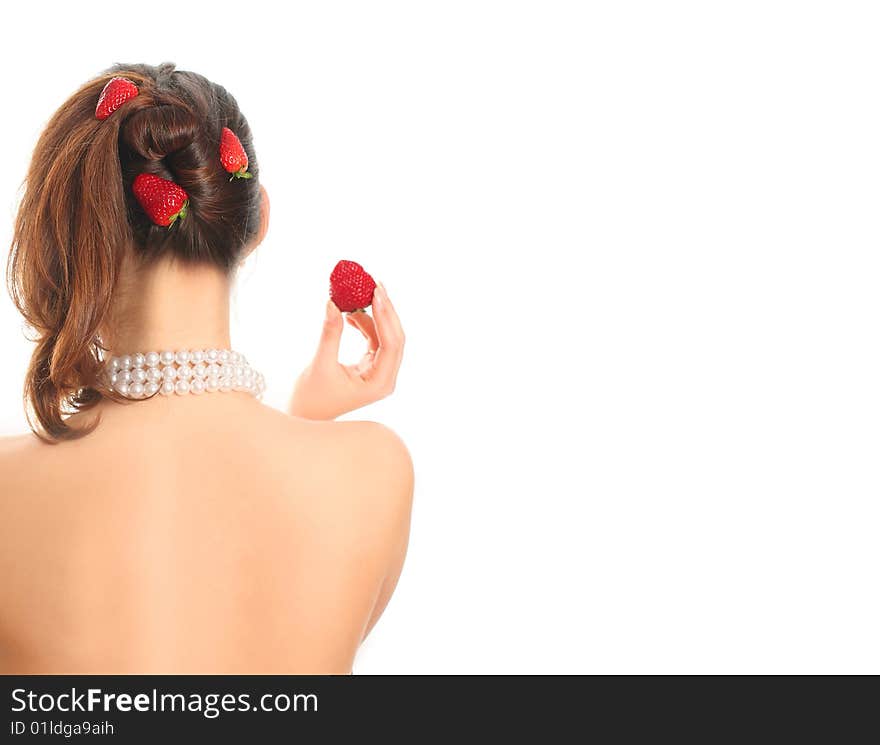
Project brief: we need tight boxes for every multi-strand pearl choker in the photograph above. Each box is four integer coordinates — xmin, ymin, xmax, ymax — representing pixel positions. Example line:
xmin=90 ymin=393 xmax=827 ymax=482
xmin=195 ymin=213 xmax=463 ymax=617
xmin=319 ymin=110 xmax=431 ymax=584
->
xmin=106 ymin=349 xmax=265 ymax=399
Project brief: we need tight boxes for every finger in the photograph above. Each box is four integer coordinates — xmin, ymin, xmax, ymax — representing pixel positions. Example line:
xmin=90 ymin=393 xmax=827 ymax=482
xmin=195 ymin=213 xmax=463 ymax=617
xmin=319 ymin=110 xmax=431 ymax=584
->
xmin=372 ymin=283 xmax=405 ymax=357
xmin=345 ymin=311 xmax=380 ymax=352
xmin=315 ymin=300 xmax=344 ymax=366
xmin=362 ymin=284 xmax=404 ymax=390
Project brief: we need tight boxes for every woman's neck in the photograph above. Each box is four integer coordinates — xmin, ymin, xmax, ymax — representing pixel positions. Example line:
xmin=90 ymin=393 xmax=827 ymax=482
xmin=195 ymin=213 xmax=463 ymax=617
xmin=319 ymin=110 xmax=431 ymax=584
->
xmin=105 ymin=254 xmax=234 ymax=353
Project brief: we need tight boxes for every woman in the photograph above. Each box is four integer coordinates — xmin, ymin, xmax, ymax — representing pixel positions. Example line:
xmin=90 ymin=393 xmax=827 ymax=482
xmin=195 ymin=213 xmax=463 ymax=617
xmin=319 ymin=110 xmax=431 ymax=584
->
xmin=0 ymin=63 xmax=412 ymax=674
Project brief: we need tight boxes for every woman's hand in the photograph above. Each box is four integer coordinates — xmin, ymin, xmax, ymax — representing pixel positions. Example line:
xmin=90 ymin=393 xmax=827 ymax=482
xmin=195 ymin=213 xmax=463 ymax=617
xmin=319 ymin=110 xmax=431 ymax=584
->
xmin=288 ymin=283 xmax=405 ymax=420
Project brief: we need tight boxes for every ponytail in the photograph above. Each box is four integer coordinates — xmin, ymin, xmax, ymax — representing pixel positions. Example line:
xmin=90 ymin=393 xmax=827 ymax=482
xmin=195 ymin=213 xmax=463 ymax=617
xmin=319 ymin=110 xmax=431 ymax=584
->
xmin=7 ymin=75 xmax=137 ymax=440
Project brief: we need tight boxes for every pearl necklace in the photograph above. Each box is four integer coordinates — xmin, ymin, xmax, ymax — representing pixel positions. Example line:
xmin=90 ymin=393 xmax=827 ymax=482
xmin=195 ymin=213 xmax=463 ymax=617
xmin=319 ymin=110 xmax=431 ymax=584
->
xmin=106 ymin=348 xmax=265 ymax=399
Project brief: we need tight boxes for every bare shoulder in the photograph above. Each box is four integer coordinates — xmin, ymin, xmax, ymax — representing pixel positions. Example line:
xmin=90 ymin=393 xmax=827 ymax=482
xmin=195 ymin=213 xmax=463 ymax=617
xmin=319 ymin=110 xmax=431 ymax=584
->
xmin=0 ymin=433 xmax=47 ymax=531
xmin=259 ymin=408 xmax=414 ymax=542
xmin=255 ymin=405 xmax=412 ymax=491
xmin=328 ymin=419 xmax=414 ymax=488
xmin=0 ymin=432 xmax=40 ymax=454
xmin=301 ymin=417 xmax=414 ymax=513
xmin=0 ymin=433 xmax=44 ymax=483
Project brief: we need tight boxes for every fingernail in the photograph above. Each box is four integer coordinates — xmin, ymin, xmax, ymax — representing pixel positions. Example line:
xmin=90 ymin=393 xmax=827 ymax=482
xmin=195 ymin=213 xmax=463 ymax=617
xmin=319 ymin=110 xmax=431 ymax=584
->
xmin=373 ymin=283 xmax=385 ymax=307
xmin=326 ymin=299 xmax=338 ymax=319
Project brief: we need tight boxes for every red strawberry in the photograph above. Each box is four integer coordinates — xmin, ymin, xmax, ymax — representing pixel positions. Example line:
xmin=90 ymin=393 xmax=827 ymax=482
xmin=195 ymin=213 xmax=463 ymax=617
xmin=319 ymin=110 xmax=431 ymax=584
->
xmin=132 ymin=174 xmax=189 ymax=227
xmin=95 ymin=77 xmax=139 ymax=121
xmin=330 ymin=260 xmax=377 ymax=312
xmin=219 ymin=127 xmax=252 ymax=180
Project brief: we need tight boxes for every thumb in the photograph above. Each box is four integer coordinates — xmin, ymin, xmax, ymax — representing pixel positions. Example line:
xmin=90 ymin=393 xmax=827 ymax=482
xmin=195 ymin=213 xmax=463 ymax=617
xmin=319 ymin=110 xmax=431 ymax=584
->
xmin=315 ymin=299 xmax=343 ymax=366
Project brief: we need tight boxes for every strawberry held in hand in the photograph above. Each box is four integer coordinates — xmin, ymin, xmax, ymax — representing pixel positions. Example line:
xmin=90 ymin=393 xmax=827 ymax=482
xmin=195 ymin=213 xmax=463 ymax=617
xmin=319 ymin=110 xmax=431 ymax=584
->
xmin=219 ymin=127 xmax=252 ymax=180
xmin=95 ymin=77 xmax=139 ymax=120
xmin=330 ymin=260 xmax=377 ymax=312
xmin=132 ymin=174 xmax=189 ymax=227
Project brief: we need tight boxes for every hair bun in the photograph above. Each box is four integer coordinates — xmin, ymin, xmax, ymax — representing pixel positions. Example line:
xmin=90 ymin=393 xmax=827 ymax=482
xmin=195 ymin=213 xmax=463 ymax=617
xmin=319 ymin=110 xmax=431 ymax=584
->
xmin=121 ymin=102 xmax=200 ymax=161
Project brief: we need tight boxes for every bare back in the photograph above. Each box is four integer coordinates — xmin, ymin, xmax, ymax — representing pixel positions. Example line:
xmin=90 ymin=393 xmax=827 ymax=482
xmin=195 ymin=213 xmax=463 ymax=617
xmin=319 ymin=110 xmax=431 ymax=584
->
xmin=0 ymin=394 xmax=413 ymax=674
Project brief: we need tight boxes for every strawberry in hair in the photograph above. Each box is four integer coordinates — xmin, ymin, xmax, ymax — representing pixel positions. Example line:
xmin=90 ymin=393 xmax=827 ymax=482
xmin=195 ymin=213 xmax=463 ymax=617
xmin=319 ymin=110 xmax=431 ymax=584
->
xmin=95 ymin=77 xmax=139 ymax=120
xmin=220 ymin=127 xmax=252 ymax=180
xmin=132 ymin=174 xmax=189 ymax=227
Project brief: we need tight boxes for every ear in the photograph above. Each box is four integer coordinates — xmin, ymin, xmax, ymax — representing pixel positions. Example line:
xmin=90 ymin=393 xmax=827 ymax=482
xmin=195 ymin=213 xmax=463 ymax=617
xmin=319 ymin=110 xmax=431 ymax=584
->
xmin=241 ymin=185 xmax=270 ymax=260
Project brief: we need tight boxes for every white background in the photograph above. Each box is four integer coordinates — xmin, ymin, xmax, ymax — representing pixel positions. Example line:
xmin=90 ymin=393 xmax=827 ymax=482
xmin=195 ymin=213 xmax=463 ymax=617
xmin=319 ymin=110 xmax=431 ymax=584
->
xmin=1 ymin=1 xmax=878 ymax=673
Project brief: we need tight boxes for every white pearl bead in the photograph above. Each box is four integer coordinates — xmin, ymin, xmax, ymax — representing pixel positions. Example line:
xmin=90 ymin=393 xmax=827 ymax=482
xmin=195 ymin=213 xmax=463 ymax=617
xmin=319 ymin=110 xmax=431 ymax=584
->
xmin=110 ymin=349 xmax=260 ymax=399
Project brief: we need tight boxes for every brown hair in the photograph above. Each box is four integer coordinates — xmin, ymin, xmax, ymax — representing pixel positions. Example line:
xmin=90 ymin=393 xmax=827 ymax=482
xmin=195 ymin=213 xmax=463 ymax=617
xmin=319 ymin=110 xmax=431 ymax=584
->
xmin=6 ymin=63 xmax=261 ymax=441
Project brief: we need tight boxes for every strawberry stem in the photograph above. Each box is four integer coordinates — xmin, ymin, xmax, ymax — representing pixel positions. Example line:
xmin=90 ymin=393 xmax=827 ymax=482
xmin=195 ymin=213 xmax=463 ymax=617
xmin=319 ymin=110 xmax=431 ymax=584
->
xmin=166 ymin=200 xmax=189 ymax=228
